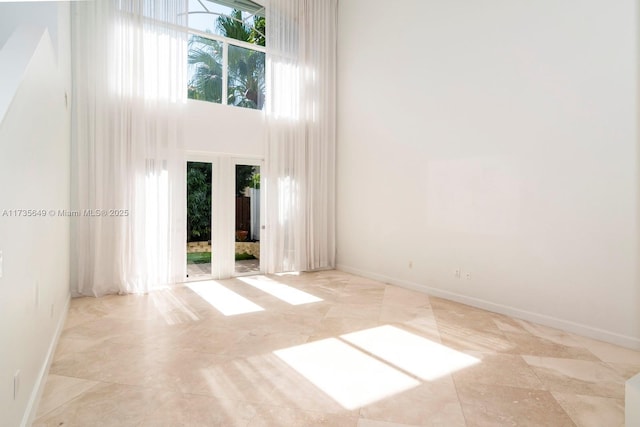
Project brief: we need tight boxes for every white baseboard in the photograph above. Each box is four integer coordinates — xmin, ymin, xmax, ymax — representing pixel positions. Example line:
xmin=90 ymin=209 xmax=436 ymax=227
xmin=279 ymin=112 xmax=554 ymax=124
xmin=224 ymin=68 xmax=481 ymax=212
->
xmin=21 ymin=294 xmax=71 ymax=427
xmin=336 ymin=264 xmax=640 ymax=350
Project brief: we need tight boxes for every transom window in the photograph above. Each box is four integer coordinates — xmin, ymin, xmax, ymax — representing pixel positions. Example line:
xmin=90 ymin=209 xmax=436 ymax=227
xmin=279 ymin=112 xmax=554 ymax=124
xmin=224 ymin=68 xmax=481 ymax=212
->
xmin=187 ymin=0 xmax=266 ymax=110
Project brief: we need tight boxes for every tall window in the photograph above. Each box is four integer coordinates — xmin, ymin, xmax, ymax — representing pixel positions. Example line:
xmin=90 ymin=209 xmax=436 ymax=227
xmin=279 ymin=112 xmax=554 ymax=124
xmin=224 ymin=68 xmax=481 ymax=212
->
xmin=187 ymin=0 xmax=265 ymax=110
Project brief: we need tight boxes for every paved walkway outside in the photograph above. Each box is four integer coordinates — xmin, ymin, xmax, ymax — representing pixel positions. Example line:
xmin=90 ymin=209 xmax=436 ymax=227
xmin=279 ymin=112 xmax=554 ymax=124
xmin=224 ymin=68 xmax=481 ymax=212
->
xmin=187 ymin=259 xmax=260 ymax=280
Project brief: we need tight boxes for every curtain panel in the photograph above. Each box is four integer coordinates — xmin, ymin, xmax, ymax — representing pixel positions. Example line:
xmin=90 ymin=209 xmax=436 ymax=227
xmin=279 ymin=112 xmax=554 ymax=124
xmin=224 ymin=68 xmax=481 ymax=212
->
xmin=70 ymin=0 xmax=188 ymax=296
xmin=265 ymin=0 xmax=337 ymax=273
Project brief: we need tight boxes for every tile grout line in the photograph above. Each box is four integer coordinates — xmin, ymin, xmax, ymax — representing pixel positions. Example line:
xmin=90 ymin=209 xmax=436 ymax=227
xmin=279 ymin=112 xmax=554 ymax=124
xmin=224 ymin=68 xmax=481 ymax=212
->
xmin=32 ymin=378 xmax=104 ymax=422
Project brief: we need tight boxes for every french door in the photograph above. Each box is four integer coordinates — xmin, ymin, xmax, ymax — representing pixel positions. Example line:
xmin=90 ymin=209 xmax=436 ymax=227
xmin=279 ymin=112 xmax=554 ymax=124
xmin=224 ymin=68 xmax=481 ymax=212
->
xmin=185 ymin=155 xmax=263 ymax=281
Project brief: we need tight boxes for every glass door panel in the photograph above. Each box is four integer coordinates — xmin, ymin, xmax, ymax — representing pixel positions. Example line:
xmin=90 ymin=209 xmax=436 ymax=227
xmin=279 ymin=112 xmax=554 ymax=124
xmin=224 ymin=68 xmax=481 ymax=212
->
xmin=186 ymin=161 xmax=212 ymax=281
xmin=234 ymin=163 xmax=261 ymax=275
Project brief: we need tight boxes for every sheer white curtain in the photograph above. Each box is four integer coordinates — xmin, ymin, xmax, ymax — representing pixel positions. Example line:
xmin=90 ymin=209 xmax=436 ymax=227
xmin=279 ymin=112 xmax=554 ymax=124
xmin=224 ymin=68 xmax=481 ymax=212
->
xmin=71 ymin=0 xmax=187 ymax=296
xmin=264 ymin=0 xmax=337 ymax=273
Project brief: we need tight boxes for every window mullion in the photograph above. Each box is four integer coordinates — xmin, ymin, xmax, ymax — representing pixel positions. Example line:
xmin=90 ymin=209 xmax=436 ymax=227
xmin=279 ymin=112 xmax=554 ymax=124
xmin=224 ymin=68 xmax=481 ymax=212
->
xmin=222 ymin=41 xmax=229 ymax=105
xmin=187 ymin=27 xmax=266 ymax=53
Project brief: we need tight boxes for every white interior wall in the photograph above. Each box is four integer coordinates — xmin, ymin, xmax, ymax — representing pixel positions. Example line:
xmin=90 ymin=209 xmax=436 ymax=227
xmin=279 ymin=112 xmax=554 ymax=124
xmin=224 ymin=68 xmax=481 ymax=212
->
xmin=0 ymin=2 xmax=60 ymax=52
xmin=183 ymin=99 xmax=265 ymax=156
xmin=0 ymin=5 xmax=72 ymax=426
xmin=336 ymin=0 xmax=640 ymax=348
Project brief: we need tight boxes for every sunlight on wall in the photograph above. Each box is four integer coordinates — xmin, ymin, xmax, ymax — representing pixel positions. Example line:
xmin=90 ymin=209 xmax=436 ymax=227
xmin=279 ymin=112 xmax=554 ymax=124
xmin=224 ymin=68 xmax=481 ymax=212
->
xmin=341 ymin=325 xmax=480 ymax=381
xmin=238 ymin=275 xmax=323 ymax=305
xmin=187 ymin=280 xmax=264 ymax=316
xmin=274 ymin=338 xmax=420 ymax=410
xmin=425 ymin=157 xmax=521 ymax=236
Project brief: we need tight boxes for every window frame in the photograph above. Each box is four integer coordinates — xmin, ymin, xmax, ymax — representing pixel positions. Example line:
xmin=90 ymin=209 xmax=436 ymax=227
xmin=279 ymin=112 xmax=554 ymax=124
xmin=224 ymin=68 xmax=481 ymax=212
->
xmin=186 ymin=17 xmax=266 ymax=109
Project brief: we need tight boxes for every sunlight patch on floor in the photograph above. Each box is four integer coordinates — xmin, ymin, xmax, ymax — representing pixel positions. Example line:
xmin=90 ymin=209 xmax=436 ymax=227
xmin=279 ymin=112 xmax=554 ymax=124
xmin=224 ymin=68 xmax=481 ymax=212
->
xmin=238 ymin=275 xmax=323 ymax=305
xmin=341 ymin=325 xmax=480 ymax=381
xmin=274 ymin=338 xmax=420 ymax=410
xmin=187 ymin=281 xmax=264 ymax=316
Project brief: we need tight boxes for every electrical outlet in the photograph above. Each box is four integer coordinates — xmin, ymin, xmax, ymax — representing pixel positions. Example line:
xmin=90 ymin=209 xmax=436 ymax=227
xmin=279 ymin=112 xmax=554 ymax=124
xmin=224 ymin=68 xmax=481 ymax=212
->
xmin=454 ymin=268 xmax=461 ymax=278
xmin=466 ymin=273 xmax=471 ymax=280
xmin=13 ymin=370 xmax=20 ymax=400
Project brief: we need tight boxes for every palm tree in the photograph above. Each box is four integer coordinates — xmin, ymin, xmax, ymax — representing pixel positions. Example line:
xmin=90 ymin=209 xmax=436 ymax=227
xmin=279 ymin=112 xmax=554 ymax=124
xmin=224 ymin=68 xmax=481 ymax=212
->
xmin=216 ymin=9 xmax=253 ymax=44
xmin=187 ymin=9 xmax=265 ymax=109
xmin=187 ymin=36 xmax=223 ymax=103
xmin=227 ymin=43 xmax=265 ymax=109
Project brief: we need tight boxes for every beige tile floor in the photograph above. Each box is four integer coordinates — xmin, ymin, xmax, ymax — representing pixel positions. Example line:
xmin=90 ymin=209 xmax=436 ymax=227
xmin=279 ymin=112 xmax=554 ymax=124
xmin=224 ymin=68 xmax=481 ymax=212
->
xmin=33 ymin=270 xmax=639 ymax=426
